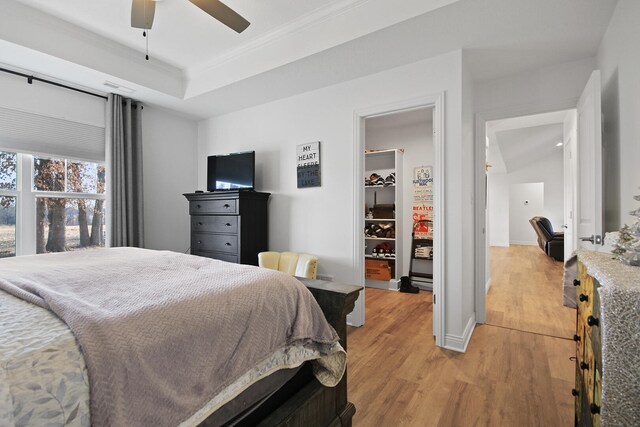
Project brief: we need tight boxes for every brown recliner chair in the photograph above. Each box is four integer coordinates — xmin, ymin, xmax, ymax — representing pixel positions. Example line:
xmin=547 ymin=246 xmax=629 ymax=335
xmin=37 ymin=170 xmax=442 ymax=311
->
xmin=529 ymin=216 xmax=564 ymax=261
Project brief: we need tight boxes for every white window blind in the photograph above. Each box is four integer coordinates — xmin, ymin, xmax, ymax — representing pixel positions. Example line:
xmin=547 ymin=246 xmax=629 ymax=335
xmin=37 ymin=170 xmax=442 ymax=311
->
xmin=0 ymin=106 xmax=106 ymax=162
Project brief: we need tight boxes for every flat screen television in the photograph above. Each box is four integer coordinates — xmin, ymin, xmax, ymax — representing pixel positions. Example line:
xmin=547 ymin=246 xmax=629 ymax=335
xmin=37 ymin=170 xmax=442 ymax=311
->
xmin=207 ymin=151 xmax=255 ymax=191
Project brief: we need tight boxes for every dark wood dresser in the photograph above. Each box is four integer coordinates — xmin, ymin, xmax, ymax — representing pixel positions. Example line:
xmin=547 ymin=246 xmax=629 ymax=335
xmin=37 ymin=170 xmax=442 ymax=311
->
xmin=184 ymin=191 xmax=270 ymax=265
xmin=573 ymin=260 xmax=602 ymax=427
xmin=573 ymin=251 xmax=640 ymax=426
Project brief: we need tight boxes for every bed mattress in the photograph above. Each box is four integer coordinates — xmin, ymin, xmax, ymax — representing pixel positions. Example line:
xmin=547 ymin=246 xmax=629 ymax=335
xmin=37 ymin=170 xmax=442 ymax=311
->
xmin=0 ymin=248 xmax=346 ymax=427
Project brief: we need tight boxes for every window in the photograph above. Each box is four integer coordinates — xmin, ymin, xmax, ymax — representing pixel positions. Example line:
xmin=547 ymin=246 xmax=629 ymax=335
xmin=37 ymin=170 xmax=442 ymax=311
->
xmin=0 ymin=151 xmax=17 ymax=258
xmin=33 ymin=156 xmax=106 ymax=254
xmin=0 ymin=150 xmax=106 ymax=257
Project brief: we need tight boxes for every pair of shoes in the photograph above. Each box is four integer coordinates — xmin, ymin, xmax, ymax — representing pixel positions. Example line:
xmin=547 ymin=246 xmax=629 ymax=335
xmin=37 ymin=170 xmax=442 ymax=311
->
xmin=365 ymin=223 xmax=395 ymax=238
xmin=366 ymin=173 xmax=385 ymax=186
xmin=371 ymin=243 xmax=396 ymax=258
xmin=372 ymin=242 xmax=391 ymax=258
xmin=384 ymin=172 xmax=395 ymax=187
xmin=399 ymin=276 xmax=420 ymax=293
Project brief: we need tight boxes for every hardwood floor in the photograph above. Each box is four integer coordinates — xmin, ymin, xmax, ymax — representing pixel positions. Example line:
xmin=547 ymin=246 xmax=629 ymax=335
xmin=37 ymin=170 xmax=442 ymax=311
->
xmin=347 ymin=245 xmax=575 ymax=426
xmin=486 ymin=245 xmax=575 ymax=338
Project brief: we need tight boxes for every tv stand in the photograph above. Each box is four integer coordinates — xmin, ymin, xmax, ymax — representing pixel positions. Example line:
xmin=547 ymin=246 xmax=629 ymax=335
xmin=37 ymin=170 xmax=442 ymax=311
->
xmin=184 ymin=191 xmax=270 ymax=265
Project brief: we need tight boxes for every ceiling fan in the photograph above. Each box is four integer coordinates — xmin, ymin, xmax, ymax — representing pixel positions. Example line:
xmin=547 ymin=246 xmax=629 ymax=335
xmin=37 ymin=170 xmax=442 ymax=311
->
xmin=131 ymin=0 xmax=250 ymax=33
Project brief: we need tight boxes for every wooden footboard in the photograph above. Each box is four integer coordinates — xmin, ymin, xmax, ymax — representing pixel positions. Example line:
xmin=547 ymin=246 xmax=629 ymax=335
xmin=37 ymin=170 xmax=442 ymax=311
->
xmin=203 ymin=278 xmax=361 ymax=427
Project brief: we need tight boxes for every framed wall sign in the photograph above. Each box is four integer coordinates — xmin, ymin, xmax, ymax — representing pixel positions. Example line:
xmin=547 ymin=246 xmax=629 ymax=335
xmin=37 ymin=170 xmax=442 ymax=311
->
xmin=412 ymin=165 xmax=433 ymax=239
xmin=296 ymin=141 xmax=321 ymax=188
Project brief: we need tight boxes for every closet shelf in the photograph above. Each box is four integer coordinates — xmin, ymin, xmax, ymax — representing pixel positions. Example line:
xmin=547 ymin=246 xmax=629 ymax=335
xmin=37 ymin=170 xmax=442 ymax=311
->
xmin=365 ymin=218 xmax=395 ymax=222
xmin=365 ymin=255 xmax=396 ymax=260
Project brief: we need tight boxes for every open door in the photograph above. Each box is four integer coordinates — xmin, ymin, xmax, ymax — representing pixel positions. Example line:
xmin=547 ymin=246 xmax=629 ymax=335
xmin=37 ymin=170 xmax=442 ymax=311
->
xmin=576 ymin=70 xmax=603 ymax=250
xmin=563 ymin=110 xmax=578 ymax=260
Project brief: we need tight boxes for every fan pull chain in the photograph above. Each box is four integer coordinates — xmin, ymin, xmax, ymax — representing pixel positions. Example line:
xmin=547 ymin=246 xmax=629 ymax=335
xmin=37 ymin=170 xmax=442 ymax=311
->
xmin=143 ymin=0 xmax=149 ymax=60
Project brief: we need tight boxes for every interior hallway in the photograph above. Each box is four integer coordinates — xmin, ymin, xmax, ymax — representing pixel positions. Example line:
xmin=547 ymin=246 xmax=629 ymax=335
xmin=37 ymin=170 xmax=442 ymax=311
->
xmin=347 ymin=245 xmax=575 ymax=426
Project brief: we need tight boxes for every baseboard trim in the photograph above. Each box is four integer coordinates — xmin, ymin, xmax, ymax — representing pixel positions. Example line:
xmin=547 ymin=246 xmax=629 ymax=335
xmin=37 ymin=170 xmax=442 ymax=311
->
xmin=509 ymin=241 xmax=537 ymax=246
xmin=443 ymin=314 xmax=476 ymax=353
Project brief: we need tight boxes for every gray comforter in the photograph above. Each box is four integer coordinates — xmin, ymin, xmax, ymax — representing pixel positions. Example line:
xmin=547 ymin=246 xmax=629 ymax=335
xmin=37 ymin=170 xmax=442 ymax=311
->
xmin=0 ymin=248 xmax=345 ymax=427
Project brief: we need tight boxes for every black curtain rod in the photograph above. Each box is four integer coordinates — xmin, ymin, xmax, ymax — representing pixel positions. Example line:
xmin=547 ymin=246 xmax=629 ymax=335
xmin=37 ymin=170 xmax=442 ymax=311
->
xmin=0 ymin=67 xmax=108 ymax=101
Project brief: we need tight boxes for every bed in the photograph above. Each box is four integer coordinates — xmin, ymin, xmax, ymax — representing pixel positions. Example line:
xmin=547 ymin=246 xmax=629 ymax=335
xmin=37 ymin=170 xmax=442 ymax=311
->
xmin=0 ymin=248 xmax=361 ymax=427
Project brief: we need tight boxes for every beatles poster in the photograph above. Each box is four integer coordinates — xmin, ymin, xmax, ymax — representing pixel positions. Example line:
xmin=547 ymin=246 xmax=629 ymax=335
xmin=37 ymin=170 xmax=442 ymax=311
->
xmin=412 ymin=166 xmax=433 ymax=239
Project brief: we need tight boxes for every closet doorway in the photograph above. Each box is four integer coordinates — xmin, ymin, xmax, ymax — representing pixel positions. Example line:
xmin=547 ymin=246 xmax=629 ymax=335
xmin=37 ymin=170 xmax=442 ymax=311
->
xmin=350 ymin=94 xmax=445 ymax=347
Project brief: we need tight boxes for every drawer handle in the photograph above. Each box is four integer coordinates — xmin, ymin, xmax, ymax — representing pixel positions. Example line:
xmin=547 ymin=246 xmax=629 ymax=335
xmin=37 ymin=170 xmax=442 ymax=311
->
xmin=590 ymin=403 xmax=600 ymax=415
xmin=573 ymin=334 xmax=581 ymax=342
xmin=224 ymin=204 xmax=230 ymax=208
xmin=573 ymin=279 xmax=580 ymax=287
xmin=225 ymin=223 xmax=231 ymax=227
xmin=580 ymin=361 xmax=588 ymax=370
xmin=197 ymin=204 xmax=201 ymax=209
xmin=587 ymin=316 xmax=600 ymax=327
xmin=225 ymin=242 xmax=232 ymax=246
xmin=197 ymin=240 xmax=202 ymax=244
xmin=571 ymin=389 xmax=579 ymax=397
xmin=198 ymin=222 xmax=203 ymax=226
xmin=579 ymin=293 xmax=589 ymax=302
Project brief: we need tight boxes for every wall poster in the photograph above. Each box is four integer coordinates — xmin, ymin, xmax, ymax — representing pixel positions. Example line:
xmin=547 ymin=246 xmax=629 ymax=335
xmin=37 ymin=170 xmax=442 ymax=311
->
xmin=296 ymin=141 xmax=321 ymax=188
xmin=412 ymin=166 xmax=433 ymax=239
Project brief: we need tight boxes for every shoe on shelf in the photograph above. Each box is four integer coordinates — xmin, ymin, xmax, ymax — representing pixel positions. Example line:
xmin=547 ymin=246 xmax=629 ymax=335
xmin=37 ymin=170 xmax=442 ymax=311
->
xmin=373 ymin=242 xmax=391 ymax=258
xmin=384 ymin=172 xmax=396 ymax=187
xmin=369 ymin=173 xmax=385 ymax=186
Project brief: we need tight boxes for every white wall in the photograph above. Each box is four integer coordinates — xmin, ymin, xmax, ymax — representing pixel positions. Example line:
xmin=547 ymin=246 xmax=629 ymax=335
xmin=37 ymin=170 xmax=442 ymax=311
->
xmin=141 ymin=107 xmax=198 ymax=253
xmin=487 ymin=172 xmax=509 ymax=246
xmin=597 ymin=0 xmax=640 ymax=231
xmin=488 ymin=151 xmax=564 ymax=246
xmin=511 ymin=151 xmax=564 ymax=230
xmin=364 ymin=111 xmax=434 ymax=281
xmin=509 ymin=183 xmax=544 ymax=245
xmin=198 ymin=50 xmax=475 ymax=349
xmin=461 ymin=52 xmax=476 ymax=338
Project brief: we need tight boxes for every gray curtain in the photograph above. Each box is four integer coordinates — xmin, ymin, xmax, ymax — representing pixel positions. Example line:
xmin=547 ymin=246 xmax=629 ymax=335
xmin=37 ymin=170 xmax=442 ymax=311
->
xmin=109 ymin=94 xmax=144 ymax=247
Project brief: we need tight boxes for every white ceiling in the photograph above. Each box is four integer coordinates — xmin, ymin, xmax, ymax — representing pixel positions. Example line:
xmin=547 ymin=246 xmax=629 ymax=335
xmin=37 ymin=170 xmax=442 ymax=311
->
xmin=0 ymin=0 xmax=618 ymax=119
xmin=487 ymin=110 xmax=570 ymax=174
xmin=10 ymin=0 xmax=337 ymax=71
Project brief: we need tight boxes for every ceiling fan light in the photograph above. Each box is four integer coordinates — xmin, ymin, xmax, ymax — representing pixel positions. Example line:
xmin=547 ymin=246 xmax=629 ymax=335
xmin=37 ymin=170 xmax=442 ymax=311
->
xmin=131 ymin=0 xmax=156 ymax=29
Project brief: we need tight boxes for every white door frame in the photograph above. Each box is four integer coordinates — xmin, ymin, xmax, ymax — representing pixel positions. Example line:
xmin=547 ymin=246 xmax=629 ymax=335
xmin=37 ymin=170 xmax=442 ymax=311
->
xmin=352 ymin=92 xmax=445 ymax=347
xmin=473 ymin=98 xmax=580 ymax=323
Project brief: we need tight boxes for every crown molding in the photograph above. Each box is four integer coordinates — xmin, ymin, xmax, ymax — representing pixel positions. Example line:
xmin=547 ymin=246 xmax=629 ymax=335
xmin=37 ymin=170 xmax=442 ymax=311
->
xmin=185 ymin=0 xmax=372 ymax=78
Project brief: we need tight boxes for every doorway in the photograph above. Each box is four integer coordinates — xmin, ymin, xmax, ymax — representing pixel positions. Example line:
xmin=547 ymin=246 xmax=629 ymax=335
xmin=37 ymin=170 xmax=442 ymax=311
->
xmin=483 ymin=109 xmax=576 ymax=337
xmin=349 ymin=93 xmax=445 ymax=347
xmin=475 ymin=70 xmax=604 ymax=328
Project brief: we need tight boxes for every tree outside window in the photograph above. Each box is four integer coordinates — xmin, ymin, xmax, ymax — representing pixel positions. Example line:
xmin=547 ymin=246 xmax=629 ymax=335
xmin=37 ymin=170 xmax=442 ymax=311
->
xmin=33 ymin=156 xmax=106 ymax=254
xmin=0 ymin=151 xmax=17 ymax=258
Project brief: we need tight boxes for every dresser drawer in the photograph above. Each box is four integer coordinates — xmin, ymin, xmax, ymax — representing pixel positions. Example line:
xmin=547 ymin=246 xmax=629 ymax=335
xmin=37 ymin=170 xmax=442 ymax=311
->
xmin=191 ymin=216 xmax=238 ymax=234
xmin=191 ymin=233 xmax=238 ymax=253
xmin=192 ymin=250 xmax=238 ymax=263
xmin=189 ymin=199 xmax=238 ymax=215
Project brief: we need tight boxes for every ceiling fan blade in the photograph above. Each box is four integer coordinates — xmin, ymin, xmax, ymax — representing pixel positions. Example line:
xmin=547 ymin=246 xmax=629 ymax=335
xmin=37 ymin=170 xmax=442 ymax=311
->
xmin=131 ymin=0 xmax=156 ymax=29
xmin=189 ymin=0 xmax=250 ymax=33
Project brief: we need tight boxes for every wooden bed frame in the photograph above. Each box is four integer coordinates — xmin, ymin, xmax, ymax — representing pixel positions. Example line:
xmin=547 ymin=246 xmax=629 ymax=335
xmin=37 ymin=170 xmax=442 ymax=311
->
xmin=200 ymin=278 xmax=362 ymax=427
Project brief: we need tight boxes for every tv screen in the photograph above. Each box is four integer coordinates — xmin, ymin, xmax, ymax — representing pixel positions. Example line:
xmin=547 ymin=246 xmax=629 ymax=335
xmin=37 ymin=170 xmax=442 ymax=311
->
xmin=207 ymin=151 xmax=255 ymax=191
